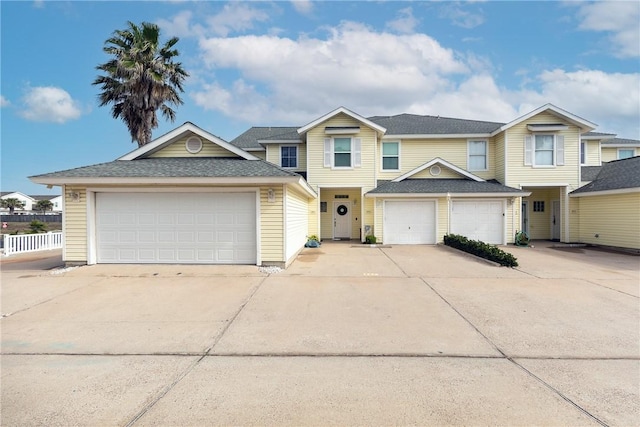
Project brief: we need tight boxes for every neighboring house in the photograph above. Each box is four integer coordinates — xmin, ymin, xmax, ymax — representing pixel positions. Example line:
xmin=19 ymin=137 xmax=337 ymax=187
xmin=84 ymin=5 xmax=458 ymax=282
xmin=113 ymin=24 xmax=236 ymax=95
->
xmin=32 ymin=195 xmax=63 ymax=213
xmin=29 ymin=103 xmax=639 ymax=266
xmin=570 ymin=156 xmax=640 ymax=250
xmin=1 ymin=191 xmax=35 ymax=213
xmin=601 ymin=137 xmax=640 ymax=162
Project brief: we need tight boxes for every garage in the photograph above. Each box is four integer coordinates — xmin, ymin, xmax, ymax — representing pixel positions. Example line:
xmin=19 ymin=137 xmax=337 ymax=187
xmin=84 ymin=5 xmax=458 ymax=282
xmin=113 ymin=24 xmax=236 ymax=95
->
xmin=96 ymin=192 xmax=257 ymax=264
xmin=384 ymin=200 xmax=436 ymax=244
xmin=450 ymin=200 xmax=504 ymax=244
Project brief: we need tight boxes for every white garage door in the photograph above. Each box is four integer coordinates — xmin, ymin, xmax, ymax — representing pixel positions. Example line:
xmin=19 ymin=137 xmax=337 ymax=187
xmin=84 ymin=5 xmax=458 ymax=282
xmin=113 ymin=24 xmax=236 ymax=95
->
xmin=451 ymin=200 xmax=504 ymax=244
xmin=96 ymin=192 xmax=256 ymax=264
xmin=384 ymin=200 xmax=436 ymax=244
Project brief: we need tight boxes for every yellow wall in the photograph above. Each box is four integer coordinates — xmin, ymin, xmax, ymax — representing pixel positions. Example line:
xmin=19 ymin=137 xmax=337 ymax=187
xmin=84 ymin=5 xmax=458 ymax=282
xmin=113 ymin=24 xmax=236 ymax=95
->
xmin=266 ymin=143 xmax=307 ymax=172
xmin=523 ymin=188 xmax=563 ymax=240
xmin=63 ymin=186 xmax=88 ymax=262
xmin=377 ymin=138 xmax=497 ymax=182
xmin=306 ymin=113 xmax=377 ymax=190
xmin=259 ymin=185 xmax=284 ymax=264
xmin=505 ymin=112 xmax=581 ymax=189
xmin=284 ymin=186 xmax=310 ymax=263
xmin=411 ymin=166 xmax=464 ymax=179
xmin=148 ymin=133 xmax=240 ymax=158
xmin=601 ymin=147 xmax=637 ymax=163
xmin=576 ymin=193 xmax=640 ymax=249
xmin=583 ymin=140 xmax=601 ymax=165
xmin=494 ymin=132 xmax=506 ymax=183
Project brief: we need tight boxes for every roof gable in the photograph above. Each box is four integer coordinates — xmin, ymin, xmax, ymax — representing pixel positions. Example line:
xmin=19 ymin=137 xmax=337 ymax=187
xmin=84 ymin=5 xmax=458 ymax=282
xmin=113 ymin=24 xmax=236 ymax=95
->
xmin=392 ymin=158 xmax=485 ymax=182
xmin=0 ymin=191 xmax=34 ymax=201
xmin=297 ymin=107 xmax=386 ymax=135
xmin=496 ymin=104 xmax=596 ymax=135
xmin=118 ymin=122 xmax=259 ymax=161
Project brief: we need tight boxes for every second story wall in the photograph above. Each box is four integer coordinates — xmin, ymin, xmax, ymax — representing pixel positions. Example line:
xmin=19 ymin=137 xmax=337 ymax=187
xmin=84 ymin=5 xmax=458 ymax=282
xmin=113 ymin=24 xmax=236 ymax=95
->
xmin=505 ymin=112 xmax=581 ymax=188
xmin=306 ymin=113 xmax=377 ymax=190
xmin=266 ymin=143 xmax=307 ymax=172
xmin=148 ymin=132 xmax=240 ymax=158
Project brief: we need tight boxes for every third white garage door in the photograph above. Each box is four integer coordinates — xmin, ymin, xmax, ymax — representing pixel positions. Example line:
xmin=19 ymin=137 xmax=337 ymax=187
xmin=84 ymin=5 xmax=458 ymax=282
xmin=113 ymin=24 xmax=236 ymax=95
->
xmin=384 ymin=200 xmax=436 ymax=244
xmin=450 ymin=200 xmax=504 ymax=244
xmin=96 ymin=192 xmax=257 ymax=264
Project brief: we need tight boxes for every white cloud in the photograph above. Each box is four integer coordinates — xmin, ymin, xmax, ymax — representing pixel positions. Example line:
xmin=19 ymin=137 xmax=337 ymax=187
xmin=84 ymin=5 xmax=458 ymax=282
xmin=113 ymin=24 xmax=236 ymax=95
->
xmin=385 ymin=7 xmax=419 ymax=34
xmin=193 ymin=22 xmax=470 ymax=122
xmin=291 ymin=0 xmax=313 ymax=15
xmin=206 ymin=3 xmax=270 ymax=37
xmin=19 ymin=86 xmax=82 ymax=123
xmin=439 ymin=3 xmax=484 ymax=29
xmin=574 ymin=1 xmax=640 ymax=58
xmin=513 ymin=69 xmax=640 ymax=137
xmin=157 ymin=10 xmax=204 ymax=39
xmin=0 ymin=95 xmax=9 ymax=108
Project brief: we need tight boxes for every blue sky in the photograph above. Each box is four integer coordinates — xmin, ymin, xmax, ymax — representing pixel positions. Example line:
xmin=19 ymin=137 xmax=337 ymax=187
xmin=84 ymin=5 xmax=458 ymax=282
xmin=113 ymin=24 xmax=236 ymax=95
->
xmin=1 ymin=1 xmax=639 ymax=195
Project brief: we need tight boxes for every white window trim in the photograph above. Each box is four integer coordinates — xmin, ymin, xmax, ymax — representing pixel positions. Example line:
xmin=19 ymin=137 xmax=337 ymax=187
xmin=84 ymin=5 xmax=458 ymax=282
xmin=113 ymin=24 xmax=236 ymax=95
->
xmin=324 ymin=136 xmax=361 ymax=169
xmin=381 ymin=141 xmax=401 ymax=171
xmin=280 ymin=145 xmax=298 ymax=169
xmin=525 ymin=134 xmax=565 ymax=168
xmin=467 ymin=139 xmax=488 ymax=171
xmin=580 ymin=141 xmax=587 ymax=165
xmin=617 ymin=148 xmax=635 ymax=159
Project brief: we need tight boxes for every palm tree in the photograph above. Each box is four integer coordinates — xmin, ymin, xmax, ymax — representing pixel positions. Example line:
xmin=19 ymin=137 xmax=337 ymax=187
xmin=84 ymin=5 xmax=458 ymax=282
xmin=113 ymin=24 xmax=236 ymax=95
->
xmin=1 ymin=198 xmax=26 ymax=214
xmin=93 ymin=21 xmax=189 ymax=147
xmin=34 ymin=199 xmax=54 ymax=214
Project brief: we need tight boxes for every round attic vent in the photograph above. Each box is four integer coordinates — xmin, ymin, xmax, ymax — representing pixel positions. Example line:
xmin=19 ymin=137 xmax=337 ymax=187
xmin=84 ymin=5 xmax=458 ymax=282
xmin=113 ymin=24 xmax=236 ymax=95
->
xmin=430 ymin=165 xmax=442 ymax=176
xmin=185 ymin=136 xmax=203 ymax=154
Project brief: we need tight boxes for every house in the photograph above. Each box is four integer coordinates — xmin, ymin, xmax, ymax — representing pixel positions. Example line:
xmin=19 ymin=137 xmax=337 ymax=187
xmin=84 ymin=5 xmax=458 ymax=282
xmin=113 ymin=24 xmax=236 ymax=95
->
xmin=570 ymin=156 xmax=640 ymax=251
xmin=1 ymin=191 xmax=35 ymax=213
xmin=31 ymin=195 xmax=64 ymax=213
xmin=29 ymin=103 xmax=639 ymax=266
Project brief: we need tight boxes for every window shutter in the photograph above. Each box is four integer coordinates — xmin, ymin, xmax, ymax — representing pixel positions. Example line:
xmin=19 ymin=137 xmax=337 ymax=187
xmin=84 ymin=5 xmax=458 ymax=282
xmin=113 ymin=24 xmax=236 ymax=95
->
xmin=354 ymin=138 xmax=362 ymax=167
xmin=324 ymin=138 xmax=331 ymax=167
xmin=556 ymin=135 xmax=564 ymax=166
xmin=524 ymin=135 xmax=533 ymax=165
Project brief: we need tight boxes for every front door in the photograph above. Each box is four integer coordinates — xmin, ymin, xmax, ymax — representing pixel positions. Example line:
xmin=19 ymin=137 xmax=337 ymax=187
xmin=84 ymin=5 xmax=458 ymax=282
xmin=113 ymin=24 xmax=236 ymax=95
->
xmin=333 ymin=201 xmax=351 ymax=239
xmin=551 ymin=200 xmax=561 ymax=240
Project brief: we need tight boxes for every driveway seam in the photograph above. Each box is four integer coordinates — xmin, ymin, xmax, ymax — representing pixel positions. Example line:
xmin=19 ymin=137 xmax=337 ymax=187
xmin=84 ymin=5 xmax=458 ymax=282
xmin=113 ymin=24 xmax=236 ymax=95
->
xmin=584 ymin=279 xmax=639 ymax=298
xmin=123 ymin=275 xmax=268 ymax=427
xmin=421 ymin=278 xmax=609 ymax=427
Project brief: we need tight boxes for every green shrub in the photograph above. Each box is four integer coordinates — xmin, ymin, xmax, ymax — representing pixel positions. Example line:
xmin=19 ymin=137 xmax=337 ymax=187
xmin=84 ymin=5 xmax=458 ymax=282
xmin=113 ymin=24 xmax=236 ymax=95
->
xmin=28 ymin=220 xmax=47 ymax=234
xmin=365 ymin=235 xmax=377 ymax=244
xmin=444 ymin=234 xmax=518 ymax=267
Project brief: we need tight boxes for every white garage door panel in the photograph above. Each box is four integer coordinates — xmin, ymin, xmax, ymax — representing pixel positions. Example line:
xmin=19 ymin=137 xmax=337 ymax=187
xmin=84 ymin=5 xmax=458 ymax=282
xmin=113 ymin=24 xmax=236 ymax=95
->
xmin=384 ymin=200 xmax=436 ymax=244
xmin=96 ymin=192 xmax=256 ymax=264
xmin=451 ymin=200 xmax=504 ymax=244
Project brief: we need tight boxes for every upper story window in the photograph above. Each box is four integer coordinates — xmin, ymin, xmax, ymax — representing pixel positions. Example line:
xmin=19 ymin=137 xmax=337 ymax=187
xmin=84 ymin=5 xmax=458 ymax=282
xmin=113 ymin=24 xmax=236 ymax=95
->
xmin=524 ymin=134 xmax=565 ymax=167
xmin=580 ymin=141 xmax=586 ymax=165
xmin=281 ymin=146 xmax=298 ymax=168
xmin=382 ymin=142 xmax=399 ymax=170
xmin=324 ymin=137 xmax=361 ymax=169
xmin=468 ymin=140 xmax=487 ymax=171
xmin=618 ymin=149 xmax=635 ymax=159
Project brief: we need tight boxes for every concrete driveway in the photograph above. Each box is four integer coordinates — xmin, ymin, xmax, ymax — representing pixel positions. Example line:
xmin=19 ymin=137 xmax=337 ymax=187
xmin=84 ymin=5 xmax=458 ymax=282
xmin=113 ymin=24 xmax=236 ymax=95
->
xmin=1 ymin=242 xmax=638 ymax=426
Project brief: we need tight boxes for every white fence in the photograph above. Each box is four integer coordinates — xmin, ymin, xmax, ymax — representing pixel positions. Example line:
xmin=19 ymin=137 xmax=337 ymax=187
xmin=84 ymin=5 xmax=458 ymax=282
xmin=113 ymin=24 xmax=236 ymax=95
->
xmin=3 ymin=232 xmax=63 ymax=256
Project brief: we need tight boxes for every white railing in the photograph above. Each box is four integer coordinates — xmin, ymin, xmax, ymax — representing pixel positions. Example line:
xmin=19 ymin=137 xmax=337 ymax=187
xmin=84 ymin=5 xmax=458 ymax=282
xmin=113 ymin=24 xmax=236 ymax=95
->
xmin=3 ymin=232 xmax=63 ymax=256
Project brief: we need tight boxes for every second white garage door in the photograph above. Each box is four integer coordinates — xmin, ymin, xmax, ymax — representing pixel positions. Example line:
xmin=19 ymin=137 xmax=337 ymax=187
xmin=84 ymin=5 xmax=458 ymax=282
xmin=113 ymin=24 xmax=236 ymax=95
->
xmin=96 ymin=192 xmax=256 ymax=264
xmin=450 ymin=200 xmax=504 ymax=244
xmin=384 ymin=200 xmax=436 ymax=244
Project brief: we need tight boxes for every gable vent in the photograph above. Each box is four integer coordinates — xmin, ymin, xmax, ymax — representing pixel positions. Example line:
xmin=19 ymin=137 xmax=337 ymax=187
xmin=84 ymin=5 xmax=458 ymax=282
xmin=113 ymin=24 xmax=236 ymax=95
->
xmin=185 ymin=136 xmax=203 ymax=154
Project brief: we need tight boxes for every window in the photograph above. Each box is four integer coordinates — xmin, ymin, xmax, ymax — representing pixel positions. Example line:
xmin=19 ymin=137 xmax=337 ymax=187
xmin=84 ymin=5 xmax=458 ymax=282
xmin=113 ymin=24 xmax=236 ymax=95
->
xmin=618 ymin=149 xmax=635 ymax=159
xmin=382 ymin=142 xmax=399 ymax=170
xmin=334 ymin=137 xmax=351 ymax=167
xmin=580 ymin=141 xmax=586 ymax=165
xmin=533 ymin=201 xmax=545 ymax=212
xmin=281 ymin=146 xmax=298 ymax=168
xmin=524 ymin=134 xmax=564 ymax=167
xmin=468 ymin=140 xmax=487 ymax=170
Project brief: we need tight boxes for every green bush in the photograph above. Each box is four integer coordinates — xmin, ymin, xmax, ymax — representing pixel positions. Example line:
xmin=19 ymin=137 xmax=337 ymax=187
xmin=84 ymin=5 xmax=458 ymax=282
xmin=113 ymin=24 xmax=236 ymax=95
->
xmin=365 ymin=235 xmax=377 ymax=244
xmin=29 ymin=220 xmax=48 ymax=234
xmin=444 ymin=234 xmax=518 ymax=267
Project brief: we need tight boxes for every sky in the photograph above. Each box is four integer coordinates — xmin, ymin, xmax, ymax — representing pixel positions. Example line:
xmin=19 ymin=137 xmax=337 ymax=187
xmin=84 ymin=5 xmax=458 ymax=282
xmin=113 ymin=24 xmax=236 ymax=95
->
xmin=1 ymin=0 xmax=639 ymax=196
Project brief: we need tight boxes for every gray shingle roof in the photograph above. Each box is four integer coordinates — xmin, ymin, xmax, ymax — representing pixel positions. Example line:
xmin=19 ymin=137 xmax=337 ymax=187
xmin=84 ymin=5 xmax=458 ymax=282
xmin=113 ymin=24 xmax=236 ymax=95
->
xmin=30 ymin=158 xmax=301 ymax=179
xmin=368 ymin=179 xmax=527 ymax=195
xmin=368 ymin=114 xmax=504 ymax=135
xmin=572 ymin=156 xmax=640 ymax=194
xmin=601 ymin=137 xmax=640 ymax=146
xmin=581 ymin=166 xmax=602 ymax=182
xmin=582 ymin=131 xmax=616 ymax=138
xmin=230 ymin=127 xmax=300 ymax=150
